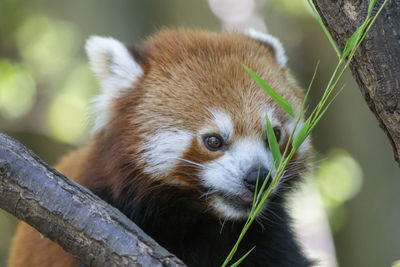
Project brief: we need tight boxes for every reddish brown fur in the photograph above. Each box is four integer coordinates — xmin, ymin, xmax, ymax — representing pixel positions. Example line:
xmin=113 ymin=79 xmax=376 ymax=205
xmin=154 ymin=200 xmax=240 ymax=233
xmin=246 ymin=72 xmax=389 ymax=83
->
xmin=8 ymin=29 xmax=308 ymax=267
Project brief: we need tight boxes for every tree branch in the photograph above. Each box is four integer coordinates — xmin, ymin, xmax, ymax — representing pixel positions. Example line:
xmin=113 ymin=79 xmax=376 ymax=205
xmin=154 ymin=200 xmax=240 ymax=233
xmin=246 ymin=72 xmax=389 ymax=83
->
xmin=0 ymin=133 xmax=186 ymax=267
xmin=312 ymin=0 xmax=400 ymax=166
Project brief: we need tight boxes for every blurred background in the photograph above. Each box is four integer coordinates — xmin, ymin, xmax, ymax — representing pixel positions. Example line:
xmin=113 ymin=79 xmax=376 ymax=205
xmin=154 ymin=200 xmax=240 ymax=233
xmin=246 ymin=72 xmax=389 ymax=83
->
xmin=0 ymin=0 xmax=399 ymax=266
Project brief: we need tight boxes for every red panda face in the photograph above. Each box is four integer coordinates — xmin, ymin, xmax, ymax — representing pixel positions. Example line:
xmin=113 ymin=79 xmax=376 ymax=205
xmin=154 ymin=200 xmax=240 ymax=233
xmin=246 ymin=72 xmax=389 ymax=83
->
xmin=86 ymin=29 xmax=311 ymax=221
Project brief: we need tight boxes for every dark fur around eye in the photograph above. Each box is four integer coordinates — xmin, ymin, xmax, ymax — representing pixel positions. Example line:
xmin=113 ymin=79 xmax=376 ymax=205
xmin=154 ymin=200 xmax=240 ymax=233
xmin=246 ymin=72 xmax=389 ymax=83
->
xmin=273 ymin=127 xmax=281 ymax=143
xmin=265 ymin=127 xmax=282 ymax=148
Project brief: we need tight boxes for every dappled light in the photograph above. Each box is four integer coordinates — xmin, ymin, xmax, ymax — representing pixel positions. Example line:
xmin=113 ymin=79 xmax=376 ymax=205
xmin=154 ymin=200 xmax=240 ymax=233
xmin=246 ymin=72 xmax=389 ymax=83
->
xmin=47 ymin=93 xmax=87 ymax=144
xmin=46 ymin=63 xmax=97 ymax=143
xmin=16 ymin=16 xmax=80 ymax=79
xmin=317 ymin=149 xmax=363 ymax=206
xmin=0 ymin=60 xmax=36 ymax=119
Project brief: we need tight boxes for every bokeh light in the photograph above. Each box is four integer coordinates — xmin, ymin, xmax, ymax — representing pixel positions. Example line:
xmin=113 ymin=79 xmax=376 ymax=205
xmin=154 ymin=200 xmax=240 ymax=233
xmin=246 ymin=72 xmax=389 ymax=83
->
xmin=46 ymin=63 xmax=96 ymax=144
xmin=315 ymin=149 xmax=363 ymax=232
xmin=316 ymin=149 xmax=363 ymax=205
xmin=0 ymin=60 xmax=36 ymax=119
xmin=16 ymin=16 xmax=80 ymax=80
xmin=269 ymin=0 xmax=309 ymax=15
xmin=47 ymin=93 xmax=87 ymax=144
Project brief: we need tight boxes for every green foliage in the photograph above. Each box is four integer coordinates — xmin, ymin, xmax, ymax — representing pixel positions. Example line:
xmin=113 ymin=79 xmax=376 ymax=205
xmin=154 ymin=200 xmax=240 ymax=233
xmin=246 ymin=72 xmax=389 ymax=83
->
xmin=230 ymin=247 xmax=256 ymax=267
xmin=243 ymin=65 xmax=295 ymax=118
xmin=223 ymin=0 xmax=390 ymax=266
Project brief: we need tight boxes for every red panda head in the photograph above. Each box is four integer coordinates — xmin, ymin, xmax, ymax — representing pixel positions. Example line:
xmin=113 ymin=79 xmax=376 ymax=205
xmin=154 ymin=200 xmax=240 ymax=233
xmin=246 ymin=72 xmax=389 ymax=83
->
xmin=85 ymin=29 xmax=311 ymax=221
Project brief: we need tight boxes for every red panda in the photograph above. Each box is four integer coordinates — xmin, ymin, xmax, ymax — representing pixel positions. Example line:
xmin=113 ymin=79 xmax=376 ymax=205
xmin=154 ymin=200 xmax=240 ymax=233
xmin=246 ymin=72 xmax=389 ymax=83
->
xmin=9 ymin=29 xmax=312 ymax=267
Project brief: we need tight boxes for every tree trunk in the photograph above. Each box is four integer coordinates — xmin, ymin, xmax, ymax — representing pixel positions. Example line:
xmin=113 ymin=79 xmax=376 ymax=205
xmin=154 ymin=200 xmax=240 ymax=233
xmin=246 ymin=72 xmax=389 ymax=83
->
xmin=312 ymin=0 xmax=400 ymax=166
xmin=0 ymin=133 xmax=185 ymax=267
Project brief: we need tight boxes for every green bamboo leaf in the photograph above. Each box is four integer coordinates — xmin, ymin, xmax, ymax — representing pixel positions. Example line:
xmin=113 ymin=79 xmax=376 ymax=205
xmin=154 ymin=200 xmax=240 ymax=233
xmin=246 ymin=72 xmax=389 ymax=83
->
xmin=340 ymin=0 xmax=379 ymax=60
xmin=341 ymin=25 xmax=365 ymax=60
xmin=230 ymin=247 xmax=256 ymax=267
xmin=266 ymin=113 xmax=281 ymax=168
xmin=252 ymin=170 xmax=260 ymax=207
xmin=298 ymin=61 xmax=319 ymax=121
xmin=243 ymin=65 xmax=295 ymax=118
xmin=292 ymin=118 xmax=311 ymax=150
xmin=306 ymin=0 xmax=341 ymax=58
xmin=304 ymin=62 xmax=319 ymax=106
xmin=368 ymin=0 xmax=377 ymax=17
xmin=255 ymin=167 xmax=273 ymax=205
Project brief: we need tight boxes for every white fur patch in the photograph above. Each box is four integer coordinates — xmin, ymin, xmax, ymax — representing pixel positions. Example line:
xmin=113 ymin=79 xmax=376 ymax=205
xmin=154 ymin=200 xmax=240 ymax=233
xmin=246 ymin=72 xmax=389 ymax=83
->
xmin=142 ymin=129 xmax=193 ymax=178
xmin=85 ymin=36 xmax=143 ymax=132
xmin=210 ymin=109 xmax=233 ymax=140
xmin=201 ymin=137 xmax=275 ymax=220
xmin=211 ymin=197 xmax=247 ymax=220
xmin=245 ymin=28 xmax=287 ymax=68
xmin=201 ymin=137 xmax=275 ymax=195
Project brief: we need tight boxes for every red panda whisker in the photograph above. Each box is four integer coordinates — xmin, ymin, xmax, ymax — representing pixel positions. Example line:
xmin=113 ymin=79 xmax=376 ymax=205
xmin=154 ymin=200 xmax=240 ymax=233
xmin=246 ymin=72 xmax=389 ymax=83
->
xmin=174 ymin=164 xmax=204 ymax=170
xmin=199 ymin=188 xmax=219 ymax=201
xmin=255 ymin=217 xmax=267 ymax=231
xmin=174 ymin=170 xmax=201 ymax=179
xmin=175 ymin=158 xmax=206 ymax=168
xmin=257 ymin=210 xmax=279 ymax=226
xmin=218 ymin=217 xmax=228 ymax=234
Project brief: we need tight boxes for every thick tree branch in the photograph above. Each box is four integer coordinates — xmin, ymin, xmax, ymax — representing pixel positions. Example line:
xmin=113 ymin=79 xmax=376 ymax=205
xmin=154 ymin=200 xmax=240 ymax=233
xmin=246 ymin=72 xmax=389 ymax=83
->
xmin=0 ymin=133 xmax=185 ymax=267
xmin=312 ymin=0 xmax=400 ymax=165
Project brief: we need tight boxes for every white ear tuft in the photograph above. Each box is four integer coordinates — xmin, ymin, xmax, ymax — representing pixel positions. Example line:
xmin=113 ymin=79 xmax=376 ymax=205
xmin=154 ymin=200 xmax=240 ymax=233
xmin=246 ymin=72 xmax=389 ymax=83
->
xmin=85 ymin=36 xmax=143 ymax=132
xmin=245 ymin=28 xmax=287 ymax=68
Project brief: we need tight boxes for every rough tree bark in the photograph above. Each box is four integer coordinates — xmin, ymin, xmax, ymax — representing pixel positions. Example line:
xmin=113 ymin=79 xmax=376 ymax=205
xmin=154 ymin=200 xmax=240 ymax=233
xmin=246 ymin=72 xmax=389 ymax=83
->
xmin=0 ymin=133 xmax=185 ymax=267
xmin=312 ymin=0 xmax=400 ymax=166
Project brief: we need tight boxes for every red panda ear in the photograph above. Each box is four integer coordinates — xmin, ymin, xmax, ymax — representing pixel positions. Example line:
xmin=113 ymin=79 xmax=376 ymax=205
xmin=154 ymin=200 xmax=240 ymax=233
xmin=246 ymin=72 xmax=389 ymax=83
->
xmin=85 ymin=36 xmax=143 ymax=87
xmin=244 ymin=28 xmax=287 ymax=68
xmin=85 ymin=36 xmax=144 ymax=132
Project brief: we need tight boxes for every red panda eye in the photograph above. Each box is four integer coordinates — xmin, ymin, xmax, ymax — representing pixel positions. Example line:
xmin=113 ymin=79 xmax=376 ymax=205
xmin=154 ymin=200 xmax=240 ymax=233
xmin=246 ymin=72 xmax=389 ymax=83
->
xmin=266 ymin=127 xmax=282 ymax=148
xmin=273 ymin=127 xmax=281 ymax=143
xmin=203 ymin=134 xmax=224 ymax=151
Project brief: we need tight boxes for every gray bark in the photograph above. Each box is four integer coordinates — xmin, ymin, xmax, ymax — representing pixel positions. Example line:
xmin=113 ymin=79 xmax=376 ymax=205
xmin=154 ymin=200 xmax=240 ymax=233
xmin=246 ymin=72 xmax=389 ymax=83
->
xmin=0 ymin=133 xmax=185 ymax=267
xmin=312 ymin=0 xmax=400 ymax=165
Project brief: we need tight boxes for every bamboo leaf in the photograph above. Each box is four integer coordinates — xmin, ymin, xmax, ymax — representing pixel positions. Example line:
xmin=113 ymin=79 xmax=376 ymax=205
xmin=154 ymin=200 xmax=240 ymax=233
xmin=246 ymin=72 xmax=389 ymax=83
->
xmin=266 ymin=113 xmax=281 ymax=168
xmin=341 ymin=25 xmax=365 ymax=60
xmin=230 ymin=247 xmax=256 ymax=267
xmin=304 ymin=62 xmax=319 ymax=106
xmin=356 ymin=0 xmax=389 ymax=54
xmin=292 ymin=118 xmax=311 ymax=150
xmin=252 ymin=170 xmax=260 ymax=207
xmin=255 ymin=166 xmax=273 ymax=205
xmin=368 ymin=0 xmax=377 ymax=17
xmin=243 ymin=65 xmax=295 ymax=118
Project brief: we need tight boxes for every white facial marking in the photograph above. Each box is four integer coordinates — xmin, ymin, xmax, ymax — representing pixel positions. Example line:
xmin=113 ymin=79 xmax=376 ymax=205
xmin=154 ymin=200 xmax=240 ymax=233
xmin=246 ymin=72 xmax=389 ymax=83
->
xmin=210 ymin=109 xmax=234 ymax=140
xmin=201 ymin=137 xmax=274 ymax=195
xmin=142 ymin=129 xmax=192 ymax=178
xmin=211 ymin=198 xmax=246 ymax=220
xmin=85 ymin=36 xmax=143 ymax=132
xmin=201 ymin=137 xmax=275 ymax=219
xmin=245 ymin=28 xmax=287 ymax=68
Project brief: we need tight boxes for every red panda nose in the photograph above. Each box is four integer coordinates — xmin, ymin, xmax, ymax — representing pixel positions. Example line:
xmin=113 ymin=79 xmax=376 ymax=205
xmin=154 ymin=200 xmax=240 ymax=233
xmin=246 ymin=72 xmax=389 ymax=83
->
xmin=243 ymin=167 xmax=271 ymax=192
